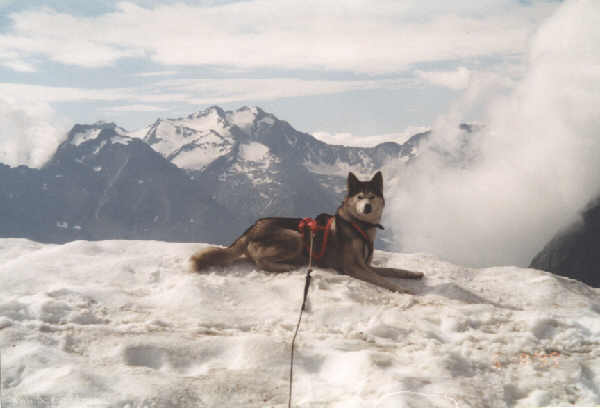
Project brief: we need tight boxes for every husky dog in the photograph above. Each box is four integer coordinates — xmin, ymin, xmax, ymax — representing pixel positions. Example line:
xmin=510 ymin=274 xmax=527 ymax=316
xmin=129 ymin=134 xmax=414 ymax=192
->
xmin=190 ymin=172 xmax=423 ymax=292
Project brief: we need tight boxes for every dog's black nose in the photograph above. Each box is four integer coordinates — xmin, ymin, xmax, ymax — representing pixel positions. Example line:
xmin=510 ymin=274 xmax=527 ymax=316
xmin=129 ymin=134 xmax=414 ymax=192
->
xmin=364 ymin=204 xmax=372 ymax=214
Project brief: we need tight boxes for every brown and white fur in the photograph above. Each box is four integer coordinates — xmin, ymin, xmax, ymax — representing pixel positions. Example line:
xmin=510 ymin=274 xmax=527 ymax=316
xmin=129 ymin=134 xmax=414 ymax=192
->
xmin=190 ymin=172 xmax=423 ymax=293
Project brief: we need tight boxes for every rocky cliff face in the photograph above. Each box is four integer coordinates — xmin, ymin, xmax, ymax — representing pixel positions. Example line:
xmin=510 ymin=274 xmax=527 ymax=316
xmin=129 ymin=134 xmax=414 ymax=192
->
xmin=530 ymin=197 xmax=600 ymax=287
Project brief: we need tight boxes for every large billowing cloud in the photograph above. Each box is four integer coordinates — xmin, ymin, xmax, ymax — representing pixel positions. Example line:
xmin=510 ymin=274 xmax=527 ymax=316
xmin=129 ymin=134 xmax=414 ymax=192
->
xmin=0 ymin=0 xmax=555 ymax=73
xmin=386 ymin=0 xmax=600 ymax=267
xmin=0 ymin=97 xmax=67 ymax=168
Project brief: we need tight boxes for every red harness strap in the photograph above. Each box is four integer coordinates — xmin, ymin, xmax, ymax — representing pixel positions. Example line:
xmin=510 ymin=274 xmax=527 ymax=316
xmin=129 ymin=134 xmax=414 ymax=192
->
xmin=298 ymin=216 xmax=334 ymax=260
xmin=350 ymin=222 xmax=370 ymax=242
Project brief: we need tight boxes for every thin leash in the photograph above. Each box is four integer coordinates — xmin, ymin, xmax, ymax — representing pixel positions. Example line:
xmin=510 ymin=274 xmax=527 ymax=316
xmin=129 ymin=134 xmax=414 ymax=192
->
xmin=288 ymin=230 xmax=314 ymax=408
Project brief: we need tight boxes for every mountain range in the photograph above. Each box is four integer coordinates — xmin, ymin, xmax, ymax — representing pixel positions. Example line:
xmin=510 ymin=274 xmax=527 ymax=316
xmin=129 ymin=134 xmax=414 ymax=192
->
xmin=0 ymin=106 xmax=429 ymax=246
xmin=2 ymin=105 xmax=595 ymax=287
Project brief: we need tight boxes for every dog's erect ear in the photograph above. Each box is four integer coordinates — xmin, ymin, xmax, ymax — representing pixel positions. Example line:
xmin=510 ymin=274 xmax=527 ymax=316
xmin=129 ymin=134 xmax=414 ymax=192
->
xmin=371 ymin=171 xmax=383 ymax=196
xmin=347 ymin=172 xmax=361 ymax=196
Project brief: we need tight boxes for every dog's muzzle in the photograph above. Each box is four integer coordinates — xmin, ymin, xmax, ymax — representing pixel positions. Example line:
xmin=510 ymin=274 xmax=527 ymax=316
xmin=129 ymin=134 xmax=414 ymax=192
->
xmin=364 ymin=203 xmax=372 ymax=214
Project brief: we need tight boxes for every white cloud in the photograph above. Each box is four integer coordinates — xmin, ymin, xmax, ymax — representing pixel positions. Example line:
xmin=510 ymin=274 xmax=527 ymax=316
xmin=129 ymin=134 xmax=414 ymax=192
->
xmin=387 ymin=0 xmax=600 ymax=268
xmin=416 ymin=67 xmax=472 ymax=90
xmin=157 ymin=77 xmax=415 ymax=104
xmin=0 ymin=0 xmax=558 ymax=73
xmin=312 ymin=126 xmax=430 ymax=147
xmin=0 ymin=77 xmax=414 ymax=107
xmin=0 ymin=8 xmax=142 ymax=69
xmin=0 ymin=59 xmax=36 ymax=72
xmin=0 ymin=82 xmax=187 ymax=104
xmin=134 ymin=70 xmax=179 ymax=77
xmin=0 ymin=97 xmax=67 ymax=168
xmin=102 ymin=104 xmax=170 ymax=112
xmin=0 ymin=48 xmax=36 ymax=72
xmin=0 ymin=83 xmax=127 ymax=102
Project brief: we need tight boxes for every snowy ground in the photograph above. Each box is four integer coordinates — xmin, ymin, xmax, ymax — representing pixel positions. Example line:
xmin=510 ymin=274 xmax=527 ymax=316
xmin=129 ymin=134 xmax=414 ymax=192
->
xmin=0 ymin=239 xmax=599 ymax=408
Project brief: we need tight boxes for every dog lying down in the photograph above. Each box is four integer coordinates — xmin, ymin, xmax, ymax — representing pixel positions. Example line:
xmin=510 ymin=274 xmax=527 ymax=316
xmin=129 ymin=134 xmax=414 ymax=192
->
xmin=191 ymin=171 xmax=424 ymax=293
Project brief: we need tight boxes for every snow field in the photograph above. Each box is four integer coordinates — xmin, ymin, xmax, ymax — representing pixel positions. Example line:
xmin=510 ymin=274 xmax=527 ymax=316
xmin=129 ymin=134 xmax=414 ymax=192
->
xmin=0 ymin=239 xmax=599 ymax=407
xmin=70 ymin=129 xmax=102 ymax=147
xmin=239 ymin=142 xmax=270 ymax=163
xmin=149 ymin=119 xmax=234 ymax=170
xmin=226 ymin=108 xmax=257 ymax=130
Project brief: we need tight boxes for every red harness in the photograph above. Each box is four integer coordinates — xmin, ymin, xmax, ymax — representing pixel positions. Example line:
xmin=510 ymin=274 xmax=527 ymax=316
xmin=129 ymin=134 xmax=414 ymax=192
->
xmin=298 ymin=216 xmax=334 ymax=260
xmin=350 ymin=221 xmax=370 ymax=242
xmin=298 ymin=216 xmax=372 ymax=261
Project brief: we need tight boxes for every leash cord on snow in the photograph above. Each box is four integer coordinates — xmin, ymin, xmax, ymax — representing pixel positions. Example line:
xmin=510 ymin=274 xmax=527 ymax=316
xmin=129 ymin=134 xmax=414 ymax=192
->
xmin=288 ymin=231 xmax=314 ymax=408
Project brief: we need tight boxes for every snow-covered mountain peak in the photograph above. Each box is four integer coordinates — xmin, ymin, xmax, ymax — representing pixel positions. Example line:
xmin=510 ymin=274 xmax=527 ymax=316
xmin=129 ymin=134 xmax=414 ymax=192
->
xmin=226 ymin=105 xmax=277 ymax=132
xmin=142 ymin=108 xmax=236 ymax=171
xmin=186 ymin=105 xmax=227 ymax=122
xmin=226 ymin=106 xmax=258 ymax=130
xmin=70 ymin=127 xmax=102 ymax=146
xmin=180 ymin=107 xmax=228 ymax=132
xmin=92 ymin=120 xmax=115 ymax=127
xmin=133 ymin=106 xmax=284 ymax=171
xmin=238 ymin=105 xmax=259 ymax=114
xmin=66 ymin=122 xmax=133 ymax=149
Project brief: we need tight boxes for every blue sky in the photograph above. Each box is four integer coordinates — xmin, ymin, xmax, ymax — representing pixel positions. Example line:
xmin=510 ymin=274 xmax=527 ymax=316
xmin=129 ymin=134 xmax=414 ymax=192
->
xmin=0 ymin=0 xmax=561 ymax=150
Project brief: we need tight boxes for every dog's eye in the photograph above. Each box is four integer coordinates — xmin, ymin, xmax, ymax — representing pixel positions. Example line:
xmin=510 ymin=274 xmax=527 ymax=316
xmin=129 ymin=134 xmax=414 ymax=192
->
xmin=358 ymin=195 xmax=364 ymax=200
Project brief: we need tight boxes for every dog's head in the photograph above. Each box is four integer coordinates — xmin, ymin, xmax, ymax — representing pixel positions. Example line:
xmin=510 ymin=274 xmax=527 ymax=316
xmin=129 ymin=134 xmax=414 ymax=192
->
xmin=344 ymin=171 xmax=385 ymax=223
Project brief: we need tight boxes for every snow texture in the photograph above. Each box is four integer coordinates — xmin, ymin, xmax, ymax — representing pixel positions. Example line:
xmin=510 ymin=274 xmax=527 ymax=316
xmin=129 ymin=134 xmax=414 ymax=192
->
xmin=70 ymin=129 xmax=101 ymax=147
xmin=139 ymin=106 xmax=285 ymax=173
xmin=226 ymin=107 xmax=257 ymax=130
xmin=0 ymin=239 xmax=599 ymax=407
xmin=110 ymin=135 xmax=131 ymax=146
xmin=239 ymin=142 xmax=270 ymax=163
xmin=144 ymin=109 xmax=235 ymax=172
xmin=126 ymin=126 xmax=152 ymax=140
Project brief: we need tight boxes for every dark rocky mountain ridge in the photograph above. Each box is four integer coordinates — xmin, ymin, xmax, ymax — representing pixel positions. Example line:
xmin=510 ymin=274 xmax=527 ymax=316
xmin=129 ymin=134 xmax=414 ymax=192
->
xmin=1 ymin=122 xmax=240 ymax=244
xmin=530 ymin=197 xmax=600 ymax=287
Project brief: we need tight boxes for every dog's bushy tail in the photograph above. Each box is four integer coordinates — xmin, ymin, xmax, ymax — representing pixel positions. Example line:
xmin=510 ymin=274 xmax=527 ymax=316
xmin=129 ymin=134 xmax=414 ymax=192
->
xmin=190 ymin=235 xmax=248 ymax=272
